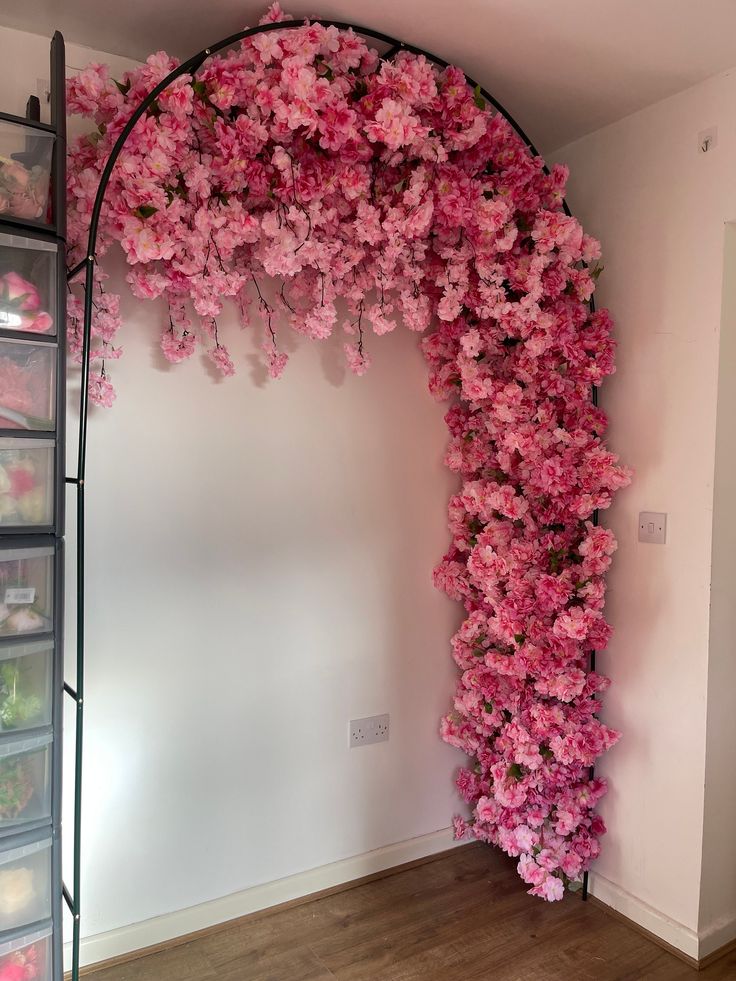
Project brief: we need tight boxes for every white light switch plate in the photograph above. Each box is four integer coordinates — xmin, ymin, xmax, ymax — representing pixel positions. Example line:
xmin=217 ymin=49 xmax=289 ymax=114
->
xmin=639 ymin=511 xmax=667 ymax=544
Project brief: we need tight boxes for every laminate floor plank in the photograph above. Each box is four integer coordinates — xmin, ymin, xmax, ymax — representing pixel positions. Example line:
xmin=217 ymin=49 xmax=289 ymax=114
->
xmin=84 ymin=845 xmax=736 ymax=981
xmin=199 ymin=845 xmax=510 ymax=970
xmin=212 ymin=942 xmax=338 ymax=981
xmin=84 ymin=941 xmax=216 ymax=981
xmin=316 ymin=890 xmax=573 ymax=980
xmin=702 ymin=949 xmax=736 ymax=980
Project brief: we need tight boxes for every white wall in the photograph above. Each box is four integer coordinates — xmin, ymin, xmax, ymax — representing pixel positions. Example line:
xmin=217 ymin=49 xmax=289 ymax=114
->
xmin=700 ymin=222 xmax=736 ymax=952
xmin=0 ymin=25 xmax=462 ymax=963
xmin=69 ymin=289 xmax=461 ymax=943
xmin=554 ymin=68 xmax=736 ymax=958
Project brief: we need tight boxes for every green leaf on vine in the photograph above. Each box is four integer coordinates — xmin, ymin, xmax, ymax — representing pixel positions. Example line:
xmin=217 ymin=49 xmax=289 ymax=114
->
xmin=134 ymin=205 xmax=158 ymax=220
xmin=473 ymin=84 xmax=485 ymax=110
xmin=507 ymin=763 xmax=524 ymax=781
xmin=352 ymin=79 xmax=368 ymax=101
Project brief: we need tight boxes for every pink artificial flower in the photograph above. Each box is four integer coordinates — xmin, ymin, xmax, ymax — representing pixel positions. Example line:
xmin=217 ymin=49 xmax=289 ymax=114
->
xmin=553 ymin=606 xmax=591 ymax=641
xmin=88 ymin=372 xmax=115 ymax=408
xmin=160 ymin=328 xmax=195 ymax=363
xmin=0 ymin=357 xmax=36 ymax=418
xmin=366 ymin=98 xmax=424 ymax=150
xmin=0 ymin=272 xmax=53 ymax=332
xmin=344 ymin=342 xmax=371 ymax=376
xmin=262 ymin=342 xmax=288 ymax=379
xmin=475 ymin=795 xmax=500 ymax=824
xmin=518 ymin=853 xmax=546 ymax=887
xmin=210 ymin=344 xmax=236 ymax=377
xmin=452 ymin=815 xmax=470 ymax=840
xmin=529 ymin=873 xmax=565 ymax=902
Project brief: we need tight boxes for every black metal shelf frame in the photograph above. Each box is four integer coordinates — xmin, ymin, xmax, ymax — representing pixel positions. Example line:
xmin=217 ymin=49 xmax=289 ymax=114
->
xmin=65 ymin=19 xmax=599 ymax=981
xmin=0 ymin=29 xmax=66 ymax=981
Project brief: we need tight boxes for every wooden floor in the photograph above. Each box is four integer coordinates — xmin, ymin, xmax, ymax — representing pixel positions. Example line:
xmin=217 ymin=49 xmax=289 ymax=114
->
xmin=87 ymin=845 xmax=736 ymax=981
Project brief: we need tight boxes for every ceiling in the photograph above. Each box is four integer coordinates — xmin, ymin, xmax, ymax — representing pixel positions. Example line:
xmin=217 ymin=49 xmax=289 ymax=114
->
xmin=2 ymin=0 xmax=736 ymax=151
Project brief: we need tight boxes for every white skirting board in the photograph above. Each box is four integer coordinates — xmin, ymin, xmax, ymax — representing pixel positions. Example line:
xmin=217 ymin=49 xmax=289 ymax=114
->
xmin=590 ymin=872 xmax=702 ymax=959
xmin=64 ymin=827 xmax=462 ymax=970
xmin=698 ymin=911 xmax=736 ymax=960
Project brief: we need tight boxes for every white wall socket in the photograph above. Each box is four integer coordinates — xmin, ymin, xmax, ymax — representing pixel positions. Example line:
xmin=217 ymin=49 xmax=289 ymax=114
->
xmin=639 ymin=511 xmax=667 ymax=544
xmin=349 ymin=714 xmax=390 ymax=747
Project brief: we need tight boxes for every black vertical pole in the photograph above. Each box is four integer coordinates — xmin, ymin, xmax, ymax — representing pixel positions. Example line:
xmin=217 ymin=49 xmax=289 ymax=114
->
xmin=50 ymin=31 xmax=68 ymax=981
xmin=581 ymin=379 xmax=600 ymax=904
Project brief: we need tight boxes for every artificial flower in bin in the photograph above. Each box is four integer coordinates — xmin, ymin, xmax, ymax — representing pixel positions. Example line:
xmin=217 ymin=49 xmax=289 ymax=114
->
xmin=0 ymin=756 xmax=33 ymax=822
xmin=0 ymin=157 xmax=49 ymax=222
xmin=0 ymin=272 xmax=52 ymax=333
xmin=0 ymin=354 xmax=53 ymax=431
xmin=0 ymin=457 xmax=46 ymax=525
xmin=0 ymin=940 xmax=42 ymax=981
xmin=0 ymin=661 xmax=41 ymax=730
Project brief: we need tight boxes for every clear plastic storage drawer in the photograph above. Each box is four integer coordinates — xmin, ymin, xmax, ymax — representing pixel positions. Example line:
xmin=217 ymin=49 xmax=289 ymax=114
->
xmin=0 ymin=641 xmax=53 ymax=733
xmin=0 ymin=231 xmax=56 ymax=335
xmin=0 ymin=339 xmax=56 ymax=430
xmin=0 ymin=439 xmax=54 ymax=528
xmin=0 ymin=831 xmax=52 ymax=933
xmin=0 ymin=545 xmax=54 ymax=638
xmin=0 ymin=732 xmax=52 ymax=832
xmin=0 ymin=923 xmax=52 ymax=981
xmin=0 ymin=120 xmax=53 ymax=224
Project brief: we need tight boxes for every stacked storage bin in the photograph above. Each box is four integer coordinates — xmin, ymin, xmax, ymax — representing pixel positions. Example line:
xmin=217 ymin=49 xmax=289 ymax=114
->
xmin=0 ymin=33 xmax=65 ymax=981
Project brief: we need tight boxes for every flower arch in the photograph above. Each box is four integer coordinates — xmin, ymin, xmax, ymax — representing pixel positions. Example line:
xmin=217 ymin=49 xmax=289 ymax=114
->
xmin=65 ymin=4 xmax=631 ymax=903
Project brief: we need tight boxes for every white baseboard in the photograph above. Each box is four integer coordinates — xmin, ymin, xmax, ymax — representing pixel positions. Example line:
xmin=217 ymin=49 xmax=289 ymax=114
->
xmin=590 ymin=872 xmax=699 ymax=960
xmin=699 ymin=911 xmax=736 ymax=959
xmin=64 ymin=827 xmax=461 ymax=970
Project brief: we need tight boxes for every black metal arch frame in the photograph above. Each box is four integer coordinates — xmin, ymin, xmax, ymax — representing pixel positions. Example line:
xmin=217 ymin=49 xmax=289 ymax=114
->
xmin=64 ymin=19 xmax=595 ymax=980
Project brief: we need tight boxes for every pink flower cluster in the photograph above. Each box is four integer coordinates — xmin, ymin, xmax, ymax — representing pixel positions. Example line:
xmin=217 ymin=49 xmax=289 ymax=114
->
xmin=66 ymin=6 xmax=630 ymax=898
xmin=0 ymin=272 xmax=53 ymax=333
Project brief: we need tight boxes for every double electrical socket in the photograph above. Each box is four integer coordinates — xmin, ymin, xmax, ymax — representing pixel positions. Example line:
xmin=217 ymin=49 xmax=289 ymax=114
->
xmin=349 ymin=714 xmax=390 ymax=747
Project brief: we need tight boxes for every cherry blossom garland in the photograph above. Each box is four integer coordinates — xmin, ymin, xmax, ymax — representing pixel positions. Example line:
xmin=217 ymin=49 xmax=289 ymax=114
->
xmin=65 ymin=4 xmax=631 ymax=901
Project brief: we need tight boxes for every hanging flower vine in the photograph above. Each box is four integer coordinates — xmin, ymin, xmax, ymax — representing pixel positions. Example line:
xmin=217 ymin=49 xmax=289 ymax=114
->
xmin=65 ymin=4 xmax=631 ymax=901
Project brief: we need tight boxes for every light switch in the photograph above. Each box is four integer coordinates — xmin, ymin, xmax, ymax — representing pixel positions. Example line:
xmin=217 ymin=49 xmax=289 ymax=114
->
xmin=639 ymin=511 xmax=666 ymax=544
